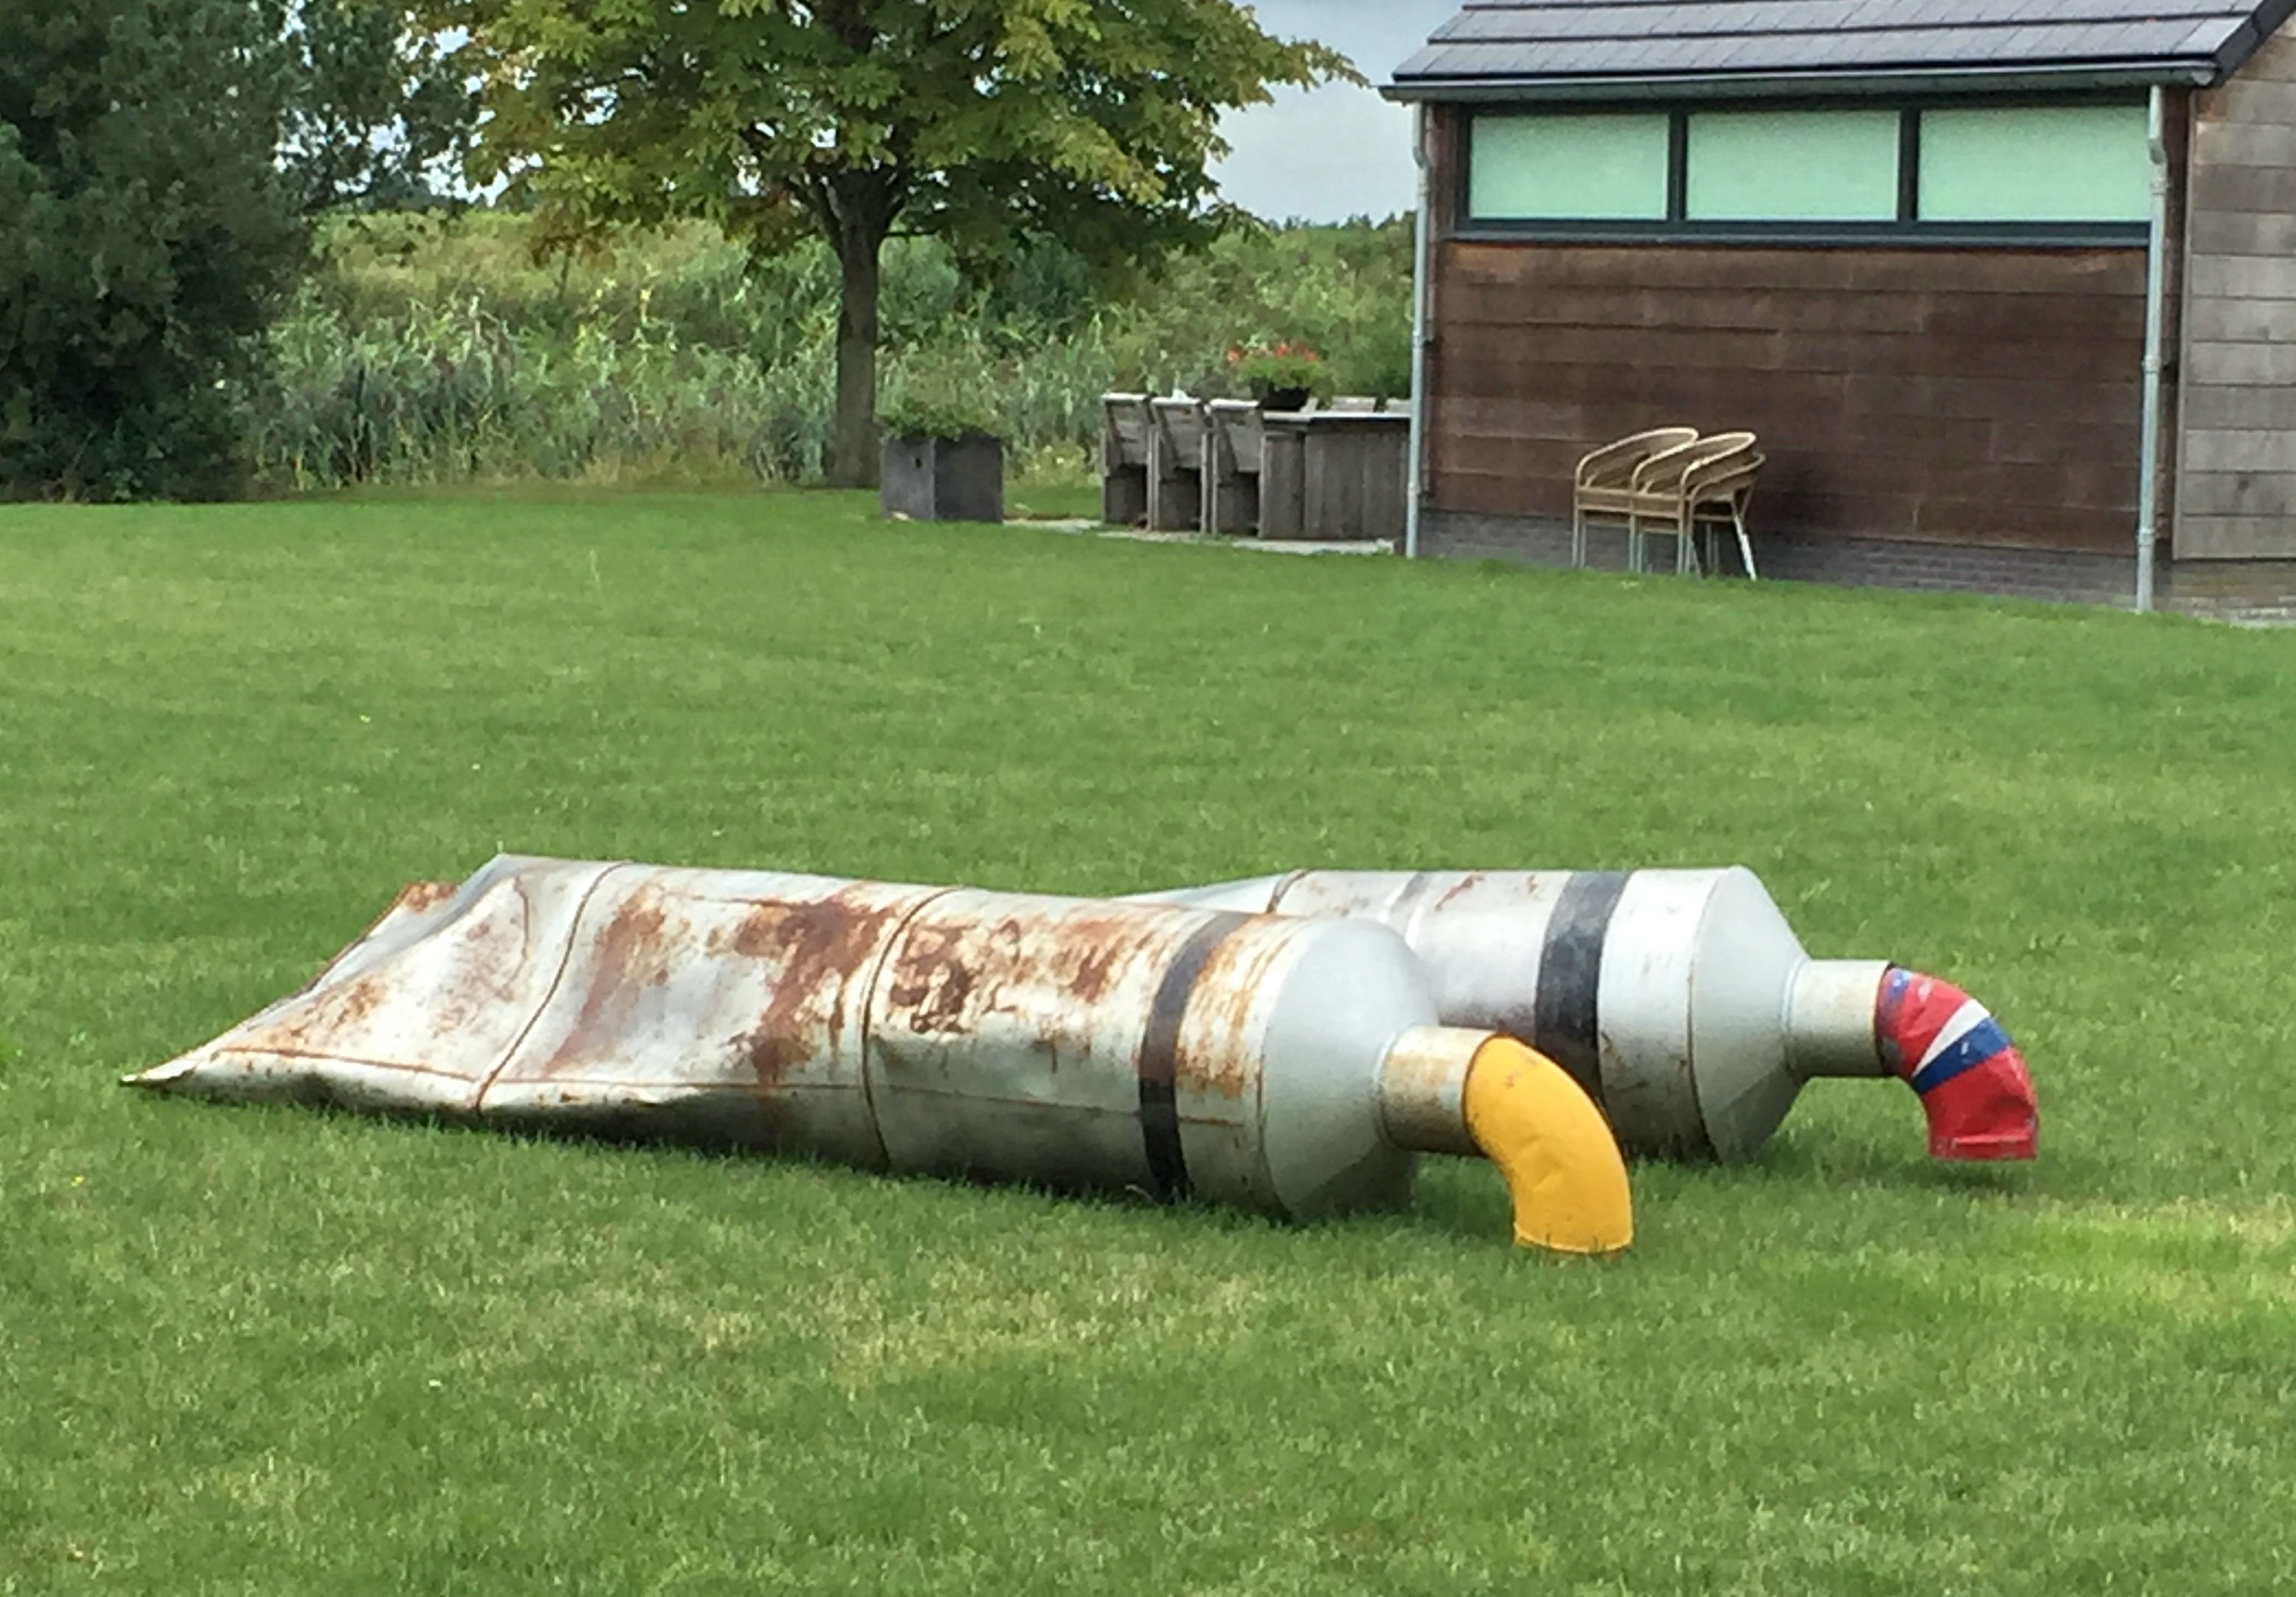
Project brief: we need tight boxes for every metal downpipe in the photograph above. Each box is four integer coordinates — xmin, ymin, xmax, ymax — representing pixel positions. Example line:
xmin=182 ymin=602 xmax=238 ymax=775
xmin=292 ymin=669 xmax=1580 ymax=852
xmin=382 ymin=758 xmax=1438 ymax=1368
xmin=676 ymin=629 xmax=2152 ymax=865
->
xmin=1404 ymin=102 xmax=1433 ymax=562
xmin=2136 ymin=85 xmax=2169 ymax=614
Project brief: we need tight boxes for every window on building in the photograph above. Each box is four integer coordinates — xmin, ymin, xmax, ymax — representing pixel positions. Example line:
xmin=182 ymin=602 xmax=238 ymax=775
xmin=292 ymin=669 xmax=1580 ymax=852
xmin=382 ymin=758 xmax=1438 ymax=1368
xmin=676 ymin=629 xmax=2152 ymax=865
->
xmin=1464 ymin=100 xmax=2150 ymax=235
xmin=1916 ymin=104 xmax=2152 ymax=223
xmin=1684 ymin=109 xmax=1900 ymax=221
xmin=1469 ymin=112 xmax=1670 ymax=220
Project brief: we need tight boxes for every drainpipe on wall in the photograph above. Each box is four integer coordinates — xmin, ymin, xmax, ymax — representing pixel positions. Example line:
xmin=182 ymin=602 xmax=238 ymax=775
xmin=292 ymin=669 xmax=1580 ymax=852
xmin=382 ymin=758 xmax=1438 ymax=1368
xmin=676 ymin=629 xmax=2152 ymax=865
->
xmin=1404 ymin=103 xmax=1433 ymax=560
xmin=2135 ymin=85 xmax=2169 ymax=613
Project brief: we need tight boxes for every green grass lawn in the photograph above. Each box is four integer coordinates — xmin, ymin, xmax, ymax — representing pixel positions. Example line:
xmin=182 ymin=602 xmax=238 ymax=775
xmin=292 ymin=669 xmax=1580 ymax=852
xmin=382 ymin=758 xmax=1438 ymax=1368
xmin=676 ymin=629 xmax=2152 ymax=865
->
xmin=3 ymin=490 xmax=2293 ymax=1595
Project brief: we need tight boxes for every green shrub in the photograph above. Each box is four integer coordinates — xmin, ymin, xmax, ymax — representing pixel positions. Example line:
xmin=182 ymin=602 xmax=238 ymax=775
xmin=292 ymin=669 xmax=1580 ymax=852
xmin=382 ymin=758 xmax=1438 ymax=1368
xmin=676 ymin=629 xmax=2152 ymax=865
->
xmin=247 ymin=210 xmax=1415 ymax=491
xmin=1 ymin=0 xmax=304 ymax=500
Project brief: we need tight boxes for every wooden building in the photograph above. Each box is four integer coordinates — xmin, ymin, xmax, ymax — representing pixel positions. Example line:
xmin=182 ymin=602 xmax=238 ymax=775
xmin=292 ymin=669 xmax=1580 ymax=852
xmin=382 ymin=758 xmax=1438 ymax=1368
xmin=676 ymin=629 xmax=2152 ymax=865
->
xmin=1385 ymin=0 xmax=2296 ymax=608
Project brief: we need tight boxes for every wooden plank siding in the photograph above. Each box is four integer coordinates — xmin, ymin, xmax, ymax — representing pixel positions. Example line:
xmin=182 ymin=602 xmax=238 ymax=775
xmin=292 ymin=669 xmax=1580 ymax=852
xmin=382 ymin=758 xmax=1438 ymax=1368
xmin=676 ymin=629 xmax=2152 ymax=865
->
xmin=2180 ymin=27 xmax=2296 ymax=558
xmin=1425 ymin=241 xmax=2149 ymax=553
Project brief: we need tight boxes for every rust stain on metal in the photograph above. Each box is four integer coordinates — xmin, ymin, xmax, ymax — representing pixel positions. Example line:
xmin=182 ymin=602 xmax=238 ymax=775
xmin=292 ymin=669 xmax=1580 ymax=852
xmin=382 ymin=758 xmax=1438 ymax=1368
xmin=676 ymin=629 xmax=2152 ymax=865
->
xmin=238 ymin=971 xmax=391 ymax=1055
xmin=882 ymin=919 xmax=985 ymax=1032
xmin=267 ymin=877 xmax=469 ymax=1010
xmin=393 ymin=879 xmax=460 ymax=916
xmin=427 ymin=885 xmax=532 ymax=1036
xmin=881 ymin=908 xmax=1181 ymax=1040
xmin=1433 ymin=871 xmax=1491 ymax=910
xmin=725 ymin=891 xmax=911 ymax=1089
xmin=1039 ymin=912 xmax=1172 ymax=1011
xmin=1063 ymin=939 xmax=1123 ymax=1006
xmin=1170 ymin=923 xmax=1283 ymax=1099
xmin=238 ymin=882 xmax=536 ymax=1060
xmin=1382 ymin=1043 xmax=1457 ymax=1103
xmin=532 ymin=892 xmax=677 ymax=1077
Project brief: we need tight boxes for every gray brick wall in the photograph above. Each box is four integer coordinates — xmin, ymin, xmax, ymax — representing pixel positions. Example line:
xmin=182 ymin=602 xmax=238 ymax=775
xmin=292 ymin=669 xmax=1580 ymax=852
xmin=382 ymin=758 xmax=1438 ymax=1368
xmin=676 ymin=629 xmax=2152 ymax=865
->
xmin=1416 ymin=508 xmax=2296 ymax=618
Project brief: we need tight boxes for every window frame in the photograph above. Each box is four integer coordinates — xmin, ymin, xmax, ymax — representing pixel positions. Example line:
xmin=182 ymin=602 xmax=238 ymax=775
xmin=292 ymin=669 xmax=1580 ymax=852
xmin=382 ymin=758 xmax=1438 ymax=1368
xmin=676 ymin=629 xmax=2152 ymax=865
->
xmin=1455 ymin=93 xmax=2152 ymax=247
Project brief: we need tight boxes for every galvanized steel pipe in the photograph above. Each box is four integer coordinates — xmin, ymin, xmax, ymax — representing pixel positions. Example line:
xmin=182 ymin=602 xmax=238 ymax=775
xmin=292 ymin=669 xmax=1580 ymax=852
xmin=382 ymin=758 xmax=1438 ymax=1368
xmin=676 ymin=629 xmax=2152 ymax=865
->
xmin=131 ymin=857 xmax=1632 ymax=1253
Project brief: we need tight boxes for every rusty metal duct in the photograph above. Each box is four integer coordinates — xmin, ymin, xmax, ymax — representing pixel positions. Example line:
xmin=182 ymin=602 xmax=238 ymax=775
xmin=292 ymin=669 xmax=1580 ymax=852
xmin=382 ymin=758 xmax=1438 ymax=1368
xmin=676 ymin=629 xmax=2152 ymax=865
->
xmin=1130 ymin=869 xmax=2037 ymax=1164
xmin=128 ymin=858 xmax=1632 ymax=1254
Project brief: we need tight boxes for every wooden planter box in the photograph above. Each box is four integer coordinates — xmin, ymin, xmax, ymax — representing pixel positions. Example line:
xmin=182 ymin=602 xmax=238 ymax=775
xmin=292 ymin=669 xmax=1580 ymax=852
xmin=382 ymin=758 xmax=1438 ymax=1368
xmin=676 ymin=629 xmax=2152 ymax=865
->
xmin=880 ymin=433 xmax=1004 ymax=524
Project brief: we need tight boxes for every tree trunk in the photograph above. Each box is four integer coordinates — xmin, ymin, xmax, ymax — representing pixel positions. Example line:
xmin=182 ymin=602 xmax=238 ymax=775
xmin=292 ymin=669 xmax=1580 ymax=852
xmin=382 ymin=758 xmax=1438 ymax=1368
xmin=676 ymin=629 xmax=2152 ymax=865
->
xmin=829 ymin=220 xmax=883 ymax=489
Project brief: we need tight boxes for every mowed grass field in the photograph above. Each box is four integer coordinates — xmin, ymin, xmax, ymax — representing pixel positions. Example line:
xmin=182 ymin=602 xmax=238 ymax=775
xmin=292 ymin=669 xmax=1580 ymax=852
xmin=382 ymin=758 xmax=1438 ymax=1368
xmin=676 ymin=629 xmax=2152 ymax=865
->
xmin=2 ymin=492 xmax=2293 ymax=1595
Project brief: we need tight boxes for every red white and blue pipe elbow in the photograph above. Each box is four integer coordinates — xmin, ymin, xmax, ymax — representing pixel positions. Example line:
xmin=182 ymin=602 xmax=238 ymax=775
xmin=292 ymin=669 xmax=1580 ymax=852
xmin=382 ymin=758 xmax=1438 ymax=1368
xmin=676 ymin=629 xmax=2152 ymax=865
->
xmin=1876 ymin=968 xmax=2038 ymax=1161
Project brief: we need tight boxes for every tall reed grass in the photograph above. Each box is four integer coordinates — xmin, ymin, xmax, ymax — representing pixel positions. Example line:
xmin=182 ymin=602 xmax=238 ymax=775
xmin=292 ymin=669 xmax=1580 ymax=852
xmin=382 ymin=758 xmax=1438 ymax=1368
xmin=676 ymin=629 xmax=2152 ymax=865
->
xmin=248 ymin=210 xmax=1413 ymax=493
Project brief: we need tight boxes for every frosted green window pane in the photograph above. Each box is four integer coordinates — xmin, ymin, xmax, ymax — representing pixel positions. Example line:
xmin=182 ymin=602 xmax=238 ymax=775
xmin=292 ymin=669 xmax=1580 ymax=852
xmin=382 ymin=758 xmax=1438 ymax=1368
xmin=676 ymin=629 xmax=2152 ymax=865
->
xmin=1469 ymin=114 xmax=1669 ymax=220
xmin=1919 ymin=104 xmax=2149 ymax=222
xmin=1684 ymin=110 xmax=1900 ymax=220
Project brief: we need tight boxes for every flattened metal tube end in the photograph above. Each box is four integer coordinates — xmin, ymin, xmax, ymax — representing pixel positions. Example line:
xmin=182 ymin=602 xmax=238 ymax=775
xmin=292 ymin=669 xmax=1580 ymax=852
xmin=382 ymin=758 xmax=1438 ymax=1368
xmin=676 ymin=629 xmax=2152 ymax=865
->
xmin=122 ymin=1057 xmax=193 ymax=1089
xmin=1375 ymin=1024 xmax=1484 ymax=1157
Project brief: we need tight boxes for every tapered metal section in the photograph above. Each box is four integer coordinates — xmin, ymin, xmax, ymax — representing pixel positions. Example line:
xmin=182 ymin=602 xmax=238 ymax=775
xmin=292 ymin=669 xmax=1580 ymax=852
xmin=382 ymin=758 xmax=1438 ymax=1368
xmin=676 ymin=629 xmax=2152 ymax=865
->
xmin=1133 ymin=867 xmax=2030 ymax=1163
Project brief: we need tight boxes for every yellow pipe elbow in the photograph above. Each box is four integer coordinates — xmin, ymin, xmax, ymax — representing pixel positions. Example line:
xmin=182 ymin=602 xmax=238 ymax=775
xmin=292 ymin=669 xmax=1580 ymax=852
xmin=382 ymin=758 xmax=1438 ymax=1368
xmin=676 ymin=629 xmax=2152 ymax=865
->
xmin=1462 ymin=1036 xmax=1633 ymax=1255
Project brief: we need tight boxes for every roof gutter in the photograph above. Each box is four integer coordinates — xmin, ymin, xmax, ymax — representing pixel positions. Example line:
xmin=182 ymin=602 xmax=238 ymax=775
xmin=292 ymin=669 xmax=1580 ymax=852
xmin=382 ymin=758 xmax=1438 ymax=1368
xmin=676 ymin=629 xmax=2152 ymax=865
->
xmin=1381 ymin=60 xmax=2219 ymax=104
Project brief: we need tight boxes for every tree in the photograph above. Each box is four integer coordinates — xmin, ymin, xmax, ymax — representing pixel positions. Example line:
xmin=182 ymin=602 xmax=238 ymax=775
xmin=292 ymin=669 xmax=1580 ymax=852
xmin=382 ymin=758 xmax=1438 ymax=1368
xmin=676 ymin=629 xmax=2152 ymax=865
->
xmin=420 ymin=0 xmax=1354 ymax=486
xmin=274 ymin=0 xmax=479 ymax=214
xmin=0 ymin=0 xmax=304 ymax=499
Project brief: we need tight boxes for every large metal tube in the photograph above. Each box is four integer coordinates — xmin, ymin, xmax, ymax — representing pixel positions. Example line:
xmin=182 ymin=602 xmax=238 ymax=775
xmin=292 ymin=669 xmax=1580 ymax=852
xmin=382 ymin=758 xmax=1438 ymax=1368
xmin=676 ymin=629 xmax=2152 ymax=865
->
xmin=1130 ymin=868 xmax=2036 ymax=1163
xmin=129 ymin=857 xmax=1631 ymax=1252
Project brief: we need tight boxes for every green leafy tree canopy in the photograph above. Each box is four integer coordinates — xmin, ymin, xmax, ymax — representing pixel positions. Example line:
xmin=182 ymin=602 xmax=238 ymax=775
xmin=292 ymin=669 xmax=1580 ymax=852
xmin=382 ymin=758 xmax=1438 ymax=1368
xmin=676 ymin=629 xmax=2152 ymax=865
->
xmin=1 ymin=0 xmax=305 ymax=500
xmin=421 ymin=0 xmax=1357 ymax=485
xmin=274 ymin=0 xmax=480 ymax=214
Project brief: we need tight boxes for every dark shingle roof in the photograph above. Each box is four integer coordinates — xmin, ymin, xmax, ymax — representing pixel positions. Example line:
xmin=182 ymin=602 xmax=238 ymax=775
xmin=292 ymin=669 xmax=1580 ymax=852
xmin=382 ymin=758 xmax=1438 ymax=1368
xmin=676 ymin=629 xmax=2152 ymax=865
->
xmin=1386 ymin=0 xmax=2296 ymax=98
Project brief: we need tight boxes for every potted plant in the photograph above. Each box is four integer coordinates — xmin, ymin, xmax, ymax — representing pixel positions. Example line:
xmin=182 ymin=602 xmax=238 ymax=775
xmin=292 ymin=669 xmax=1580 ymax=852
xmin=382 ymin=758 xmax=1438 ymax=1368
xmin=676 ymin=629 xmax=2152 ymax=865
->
xmin=879 ymin=376 xmax=1004 ymax=523
xmin=1226 ymin=341 xmax=1330 ymax=413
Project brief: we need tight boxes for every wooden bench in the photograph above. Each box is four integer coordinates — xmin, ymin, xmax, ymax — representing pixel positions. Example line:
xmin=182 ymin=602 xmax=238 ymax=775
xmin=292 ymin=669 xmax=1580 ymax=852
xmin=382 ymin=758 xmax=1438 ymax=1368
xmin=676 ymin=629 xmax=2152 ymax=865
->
xmin=1147 ymin=397 xmax=1207 ymax=531
xmin=1203 ymin=399 xmax=1264 ymax=534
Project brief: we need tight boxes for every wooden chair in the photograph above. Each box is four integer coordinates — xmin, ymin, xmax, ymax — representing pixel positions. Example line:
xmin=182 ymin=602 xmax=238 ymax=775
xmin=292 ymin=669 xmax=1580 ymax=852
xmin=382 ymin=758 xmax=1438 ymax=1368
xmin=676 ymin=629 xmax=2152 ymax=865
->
xmin=1202 ymin=399 xmax=1264 ymax=535
xmin=1571 ymin=427 xmax=1698 ymax=567
xmin=1618 ymin=432 xmax=1760 ymax=577
xmin=1099 ymin=394 xmax=1151 ymax=526
xmin=1147 ymin=397 xmax=1207 ymax=531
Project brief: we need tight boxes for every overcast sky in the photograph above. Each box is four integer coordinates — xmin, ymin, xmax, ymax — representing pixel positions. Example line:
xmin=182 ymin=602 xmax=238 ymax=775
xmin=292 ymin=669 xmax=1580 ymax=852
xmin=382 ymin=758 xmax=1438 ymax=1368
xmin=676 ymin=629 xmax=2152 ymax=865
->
xmin=1210 ymin=0 xmax=1462 ymax=224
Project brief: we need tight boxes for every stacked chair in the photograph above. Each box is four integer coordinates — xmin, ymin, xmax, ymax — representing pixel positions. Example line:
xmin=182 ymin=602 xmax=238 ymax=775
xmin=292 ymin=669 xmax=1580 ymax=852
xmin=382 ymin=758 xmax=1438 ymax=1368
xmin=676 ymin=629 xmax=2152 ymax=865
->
xmin=1571 ymin=428 xmax=1765 ymax=578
